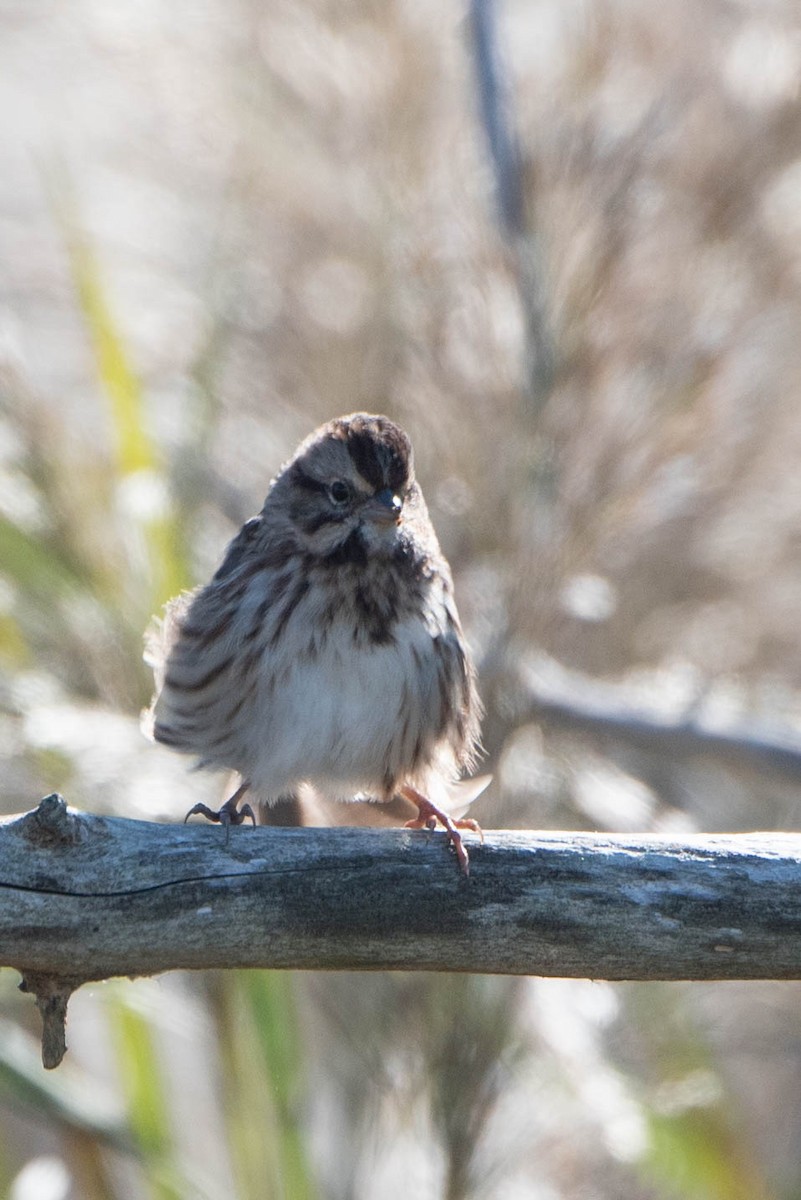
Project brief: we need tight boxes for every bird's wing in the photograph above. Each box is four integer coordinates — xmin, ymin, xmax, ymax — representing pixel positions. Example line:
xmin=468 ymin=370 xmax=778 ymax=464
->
xmin=212 ymin=515 xmax=263 ymax=580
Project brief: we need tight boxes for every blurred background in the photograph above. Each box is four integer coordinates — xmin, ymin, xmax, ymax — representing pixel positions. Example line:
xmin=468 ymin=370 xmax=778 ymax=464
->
xmin=2 ymin=0 xmax=801 ymax=1196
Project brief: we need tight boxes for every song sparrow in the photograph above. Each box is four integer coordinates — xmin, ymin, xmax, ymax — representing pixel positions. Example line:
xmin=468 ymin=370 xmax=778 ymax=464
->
xmin=145 ymin=412 xmax=484 ymax=872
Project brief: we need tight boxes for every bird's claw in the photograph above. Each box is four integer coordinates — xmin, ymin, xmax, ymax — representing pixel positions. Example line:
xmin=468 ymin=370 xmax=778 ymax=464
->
xmin=183 ymin=788 xmax=256 ymax=844
xmin=401 ymin=786 xmax=483 ymax=875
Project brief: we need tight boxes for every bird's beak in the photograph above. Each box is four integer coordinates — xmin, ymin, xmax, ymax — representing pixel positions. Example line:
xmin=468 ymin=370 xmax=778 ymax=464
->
xmin=364 ymin=487 xmax=403 ymax=526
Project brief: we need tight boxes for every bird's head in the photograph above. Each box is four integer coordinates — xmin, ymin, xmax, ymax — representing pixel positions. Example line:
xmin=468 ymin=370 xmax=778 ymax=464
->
xmin=273 ymin=412 xmax=420 ymax=562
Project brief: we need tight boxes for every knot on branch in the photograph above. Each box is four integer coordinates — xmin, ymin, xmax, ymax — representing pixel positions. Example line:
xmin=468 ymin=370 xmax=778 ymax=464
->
xmin=18 ymin=793 xmax=85 ymax=848
xmin=19 ymin=971 xmax=84 ymax=1069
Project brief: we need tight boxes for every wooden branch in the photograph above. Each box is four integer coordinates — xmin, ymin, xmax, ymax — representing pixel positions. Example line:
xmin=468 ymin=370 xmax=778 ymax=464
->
xmin=5 ymin=795 xmax=801 ymax=1065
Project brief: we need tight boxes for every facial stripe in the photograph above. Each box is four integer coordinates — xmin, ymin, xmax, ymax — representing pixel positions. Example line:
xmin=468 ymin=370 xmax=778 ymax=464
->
xmin=326 ymin=415 xmax=411 ymax=493
xmin=318 ymin=528 xmax=368 ymax=568
xmin=301 ymin=509 xmax=348 ymax=535
xmin=290 ymin=464 xmax=329 ymax=495
xmin=346 ymin=427 xmax=409 ymax=492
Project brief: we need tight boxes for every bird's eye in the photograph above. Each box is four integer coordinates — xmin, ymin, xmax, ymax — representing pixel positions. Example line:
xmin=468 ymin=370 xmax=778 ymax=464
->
xmin=328 ymin=480 xmax=351 ymax=505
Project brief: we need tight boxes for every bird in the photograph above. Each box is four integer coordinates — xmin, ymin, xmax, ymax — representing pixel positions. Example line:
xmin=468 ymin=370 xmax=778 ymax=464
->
xmin=144 ymin=412 xmax=485 ymax=872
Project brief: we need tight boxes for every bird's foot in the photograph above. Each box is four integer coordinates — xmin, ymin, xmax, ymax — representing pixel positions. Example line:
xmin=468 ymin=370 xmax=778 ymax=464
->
xmin=184 ymin=783 xmax=255 ymax=843
xmin=401 ymin=785 xmax=483 ymax=875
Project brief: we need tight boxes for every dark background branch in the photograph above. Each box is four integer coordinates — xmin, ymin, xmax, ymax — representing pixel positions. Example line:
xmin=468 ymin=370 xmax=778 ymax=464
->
xmin=518 ymin=669 xmax=801 ymax=781
xmin=468 ymin=0 xmax=556 ymax=403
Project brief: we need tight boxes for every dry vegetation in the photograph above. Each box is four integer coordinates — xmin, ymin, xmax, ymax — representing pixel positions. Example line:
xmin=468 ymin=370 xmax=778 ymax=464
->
xmin=2 ymin=0 xmax=801 ymax=1197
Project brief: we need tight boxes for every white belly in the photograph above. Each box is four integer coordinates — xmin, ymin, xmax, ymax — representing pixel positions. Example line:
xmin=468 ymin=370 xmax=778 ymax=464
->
xmin=245 ymin=616 xmax=442 ymax=801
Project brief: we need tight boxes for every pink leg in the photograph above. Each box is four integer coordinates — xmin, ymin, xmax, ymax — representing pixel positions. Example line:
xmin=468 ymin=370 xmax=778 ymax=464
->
xmin=400 ymin=784 xmax=483 ymax=875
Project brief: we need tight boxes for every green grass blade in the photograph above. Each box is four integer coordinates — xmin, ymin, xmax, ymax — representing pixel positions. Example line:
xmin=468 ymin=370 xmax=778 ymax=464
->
xmin=241 ymin=971 xmax=316 ymax=1200
xmin=210 ymin=972 xmax=317 ymax=1200
xmin=61 ymin=219 xmax=190 ymax=605
xmin=0 ymin=516 xmax=82 ymax=597
xmin=68 ymin=237 xmax=154 ymax=477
